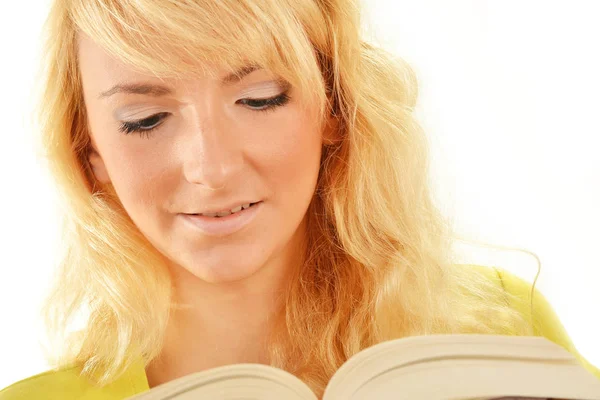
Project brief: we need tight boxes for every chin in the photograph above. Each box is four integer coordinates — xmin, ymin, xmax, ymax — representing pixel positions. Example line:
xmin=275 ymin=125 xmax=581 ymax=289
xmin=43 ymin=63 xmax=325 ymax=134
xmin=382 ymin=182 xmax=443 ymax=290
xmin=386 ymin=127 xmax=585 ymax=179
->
xmin=183 ymin=258 xmax=264 ymax=284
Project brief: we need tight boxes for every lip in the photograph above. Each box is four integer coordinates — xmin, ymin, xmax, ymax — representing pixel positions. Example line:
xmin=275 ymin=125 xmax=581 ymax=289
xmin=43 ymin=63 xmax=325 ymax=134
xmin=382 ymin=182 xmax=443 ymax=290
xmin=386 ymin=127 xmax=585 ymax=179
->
xmin=180 ymin=201 xmax=263 ymax=237
xmin=196 ymin=200 xmax=261 ymax=215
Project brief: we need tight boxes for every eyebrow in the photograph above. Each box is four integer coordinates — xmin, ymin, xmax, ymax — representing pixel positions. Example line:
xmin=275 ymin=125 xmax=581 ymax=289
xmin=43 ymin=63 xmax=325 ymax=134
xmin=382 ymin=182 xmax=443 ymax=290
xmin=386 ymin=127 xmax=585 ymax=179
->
xmin=98 ymin=64 xmax=261 ymax=99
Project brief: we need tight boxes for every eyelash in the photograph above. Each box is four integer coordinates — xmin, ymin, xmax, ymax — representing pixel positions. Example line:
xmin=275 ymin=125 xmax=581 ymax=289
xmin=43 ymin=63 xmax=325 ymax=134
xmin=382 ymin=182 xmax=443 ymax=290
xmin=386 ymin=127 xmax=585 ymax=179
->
xmin=118 ymin=92 xmax=291 ymax=139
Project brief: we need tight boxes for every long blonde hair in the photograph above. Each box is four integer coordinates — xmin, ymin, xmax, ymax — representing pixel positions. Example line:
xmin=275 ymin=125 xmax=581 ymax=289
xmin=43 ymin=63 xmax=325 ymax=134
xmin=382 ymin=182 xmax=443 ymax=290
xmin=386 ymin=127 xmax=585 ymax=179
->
xmin=35 ymin=0 xmax=533 ymax=396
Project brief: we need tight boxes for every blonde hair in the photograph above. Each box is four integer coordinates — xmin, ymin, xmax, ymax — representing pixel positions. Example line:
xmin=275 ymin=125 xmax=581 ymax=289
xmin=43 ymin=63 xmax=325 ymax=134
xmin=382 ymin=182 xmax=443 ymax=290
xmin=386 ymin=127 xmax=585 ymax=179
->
xmin=35 ymin=0 xmax=533 ymax=396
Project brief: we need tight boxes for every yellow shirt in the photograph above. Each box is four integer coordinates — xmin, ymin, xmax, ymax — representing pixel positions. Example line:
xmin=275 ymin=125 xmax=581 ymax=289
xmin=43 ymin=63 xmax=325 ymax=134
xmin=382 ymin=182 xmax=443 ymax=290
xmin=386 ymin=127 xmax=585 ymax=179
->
xmin=1 ymin=266 xmax=599 ymax=399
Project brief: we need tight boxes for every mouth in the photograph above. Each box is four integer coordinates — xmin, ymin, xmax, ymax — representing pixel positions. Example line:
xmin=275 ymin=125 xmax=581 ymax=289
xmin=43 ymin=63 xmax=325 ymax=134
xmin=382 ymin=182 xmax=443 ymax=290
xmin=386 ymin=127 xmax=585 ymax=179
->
xmin=182 ymin=201 xmax=263 ymax=236
xmin=187 ymin=201 xmax=262 ymax=218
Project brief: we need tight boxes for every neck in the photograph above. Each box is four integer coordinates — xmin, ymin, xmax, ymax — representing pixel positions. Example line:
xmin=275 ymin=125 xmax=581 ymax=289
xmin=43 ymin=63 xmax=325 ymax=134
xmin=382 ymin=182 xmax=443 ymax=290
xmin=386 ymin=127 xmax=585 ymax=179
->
xmin=145 ymin=222 xmax=307 ymax=388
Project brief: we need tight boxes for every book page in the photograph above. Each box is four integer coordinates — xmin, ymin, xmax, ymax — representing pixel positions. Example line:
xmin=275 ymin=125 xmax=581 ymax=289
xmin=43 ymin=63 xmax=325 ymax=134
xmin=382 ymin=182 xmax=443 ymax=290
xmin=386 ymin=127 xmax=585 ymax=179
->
xmin=323 ymin=334 xmax=600 ymax=400
xmin=126 ymin=364 xmax=317 ymax=400
xmin=486 ymin=398 xmax=569 ymax=400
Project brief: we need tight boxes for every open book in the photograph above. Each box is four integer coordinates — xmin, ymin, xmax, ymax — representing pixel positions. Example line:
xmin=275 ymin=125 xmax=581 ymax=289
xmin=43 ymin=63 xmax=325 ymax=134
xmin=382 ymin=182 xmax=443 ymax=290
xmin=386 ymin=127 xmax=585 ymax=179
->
xmin=126 ymin=334 xmax=600 ymax=400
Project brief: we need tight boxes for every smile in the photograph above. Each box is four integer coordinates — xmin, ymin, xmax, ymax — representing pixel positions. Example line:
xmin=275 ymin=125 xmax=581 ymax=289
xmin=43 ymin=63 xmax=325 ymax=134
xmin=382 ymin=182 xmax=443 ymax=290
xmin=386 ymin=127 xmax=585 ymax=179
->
xmin=181 ymin=201 xmax=263 ymax=237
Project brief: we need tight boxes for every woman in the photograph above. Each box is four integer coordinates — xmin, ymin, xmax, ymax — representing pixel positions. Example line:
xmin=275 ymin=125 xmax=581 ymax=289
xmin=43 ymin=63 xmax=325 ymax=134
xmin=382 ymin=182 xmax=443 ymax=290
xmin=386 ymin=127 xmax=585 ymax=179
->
xmin=1 ymin=0 xmax=598 ymax=399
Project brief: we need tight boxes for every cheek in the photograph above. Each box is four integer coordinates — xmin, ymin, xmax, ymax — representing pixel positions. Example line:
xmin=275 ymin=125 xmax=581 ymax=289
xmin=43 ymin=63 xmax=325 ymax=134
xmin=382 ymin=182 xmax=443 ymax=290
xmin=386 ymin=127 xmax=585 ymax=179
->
xmin=251 ymin=108 xmax=323 ymax=201
xmin=100 ymin=137 xmax=173 ymax=212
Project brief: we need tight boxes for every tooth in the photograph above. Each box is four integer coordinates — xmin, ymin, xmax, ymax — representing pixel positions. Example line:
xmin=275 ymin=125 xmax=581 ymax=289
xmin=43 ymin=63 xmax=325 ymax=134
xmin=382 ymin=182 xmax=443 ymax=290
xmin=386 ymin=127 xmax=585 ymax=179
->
xmin=199 ymin=203 xmax=252 ymax=217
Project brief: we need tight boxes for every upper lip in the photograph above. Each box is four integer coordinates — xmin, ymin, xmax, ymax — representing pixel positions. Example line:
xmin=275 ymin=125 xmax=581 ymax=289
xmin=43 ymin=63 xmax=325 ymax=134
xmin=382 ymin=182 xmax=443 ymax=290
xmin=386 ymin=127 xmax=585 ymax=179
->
xmin=186 ymin=200 xmax=261 ymax=215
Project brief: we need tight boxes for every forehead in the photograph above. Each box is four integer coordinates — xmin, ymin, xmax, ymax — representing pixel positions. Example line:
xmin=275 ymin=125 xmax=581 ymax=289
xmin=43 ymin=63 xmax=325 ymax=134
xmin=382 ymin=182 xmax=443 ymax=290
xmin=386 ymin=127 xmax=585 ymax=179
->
xmin=77 ymin=34 xmax=165 ymax=89
xmin=78 ymin=33 xmax=236 ymax=91
xmin=75 ymin=30 xmax=325 ymax=123
xmin=78 ymin=34 xmax=270 ymax=97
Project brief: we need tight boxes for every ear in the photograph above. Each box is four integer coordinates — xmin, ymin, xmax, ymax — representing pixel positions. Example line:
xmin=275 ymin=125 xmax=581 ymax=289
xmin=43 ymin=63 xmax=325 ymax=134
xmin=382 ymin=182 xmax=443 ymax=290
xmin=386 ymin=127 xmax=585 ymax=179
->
xmin=88 ymin=146 xmax=111 ymax=184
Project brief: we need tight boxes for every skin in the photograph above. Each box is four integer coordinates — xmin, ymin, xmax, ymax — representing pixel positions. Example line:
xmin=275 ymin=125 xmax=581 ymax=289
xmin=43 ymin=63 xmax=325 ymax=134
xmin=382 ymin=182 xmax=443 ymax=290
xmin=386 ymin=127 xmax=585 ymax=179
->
xmin=77 ymin=32 xmax=337 ymax=386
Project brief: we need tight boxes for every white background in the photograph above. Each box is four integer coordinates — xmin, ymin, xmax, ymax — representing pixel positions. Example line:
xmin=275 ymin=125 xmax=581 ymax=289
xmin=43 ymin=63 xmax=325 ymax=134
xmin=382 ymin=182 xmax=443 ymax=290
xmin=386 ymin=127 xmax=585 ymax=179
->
xmin=0 ymin=0 xmax=598 ymax=390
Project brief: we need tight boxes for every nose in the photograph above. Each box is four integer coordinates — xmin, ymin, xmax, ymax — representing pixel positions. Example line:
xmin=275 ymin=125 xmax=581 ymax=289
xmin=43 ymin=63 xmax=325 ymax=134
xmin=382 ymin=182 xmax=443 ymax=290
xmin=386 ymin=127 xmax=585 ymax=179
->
xmin=181 ymin=111 xmax=243 ymax=191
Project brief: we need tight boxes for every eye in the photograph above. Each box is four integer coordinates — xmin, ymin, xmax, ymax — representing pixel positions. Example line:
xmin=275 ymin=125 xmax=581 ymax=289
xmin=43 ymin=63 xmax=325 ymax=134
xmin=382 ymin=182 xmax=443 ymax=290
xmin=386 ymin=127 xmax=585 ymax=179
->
xmin=118 ymin=112 xmax=170 ymax=138
xmin=118 ymin=92 xmax=290 ymax=139
xmin=237 ymin=92 xmax=290 ymax=113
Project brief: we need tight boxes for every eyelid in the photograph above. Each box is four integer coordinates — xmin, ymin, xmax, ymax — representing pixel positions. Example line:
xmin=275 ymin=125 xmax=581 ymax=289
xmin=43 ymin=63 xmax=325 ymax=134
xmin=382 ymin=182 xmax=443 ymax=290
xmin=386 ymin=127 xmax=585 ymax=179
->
xmin=114 ymin=106 xmax=172 ymax=120
xmin=115 ymin=88 xmax=289 ymax=123
xmin=238 ymin=81 xmax=287 ymax=97
xmin=125 ymin=92 xmax=281 ymax=125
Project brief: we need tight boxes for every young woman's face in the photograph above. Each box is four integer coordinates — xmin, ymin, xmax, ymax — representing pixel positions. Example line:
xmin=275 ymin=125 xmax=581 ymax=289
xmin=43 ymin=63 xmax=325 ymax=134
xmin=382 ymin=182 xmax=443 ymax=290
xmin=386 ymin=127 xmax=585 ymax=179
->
xmin=78 ymin=33 xmax=331 ymax=283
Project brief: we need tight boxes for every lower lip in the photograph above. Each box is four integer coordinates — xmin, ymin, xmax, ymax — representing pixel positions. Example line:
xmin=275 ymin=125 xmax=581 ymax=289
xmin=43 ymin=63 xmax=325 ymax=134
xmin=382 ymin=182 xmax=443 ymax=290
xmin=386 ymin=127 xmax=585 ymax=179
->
xmin=180 ymin=202 xmax=263 ymax=237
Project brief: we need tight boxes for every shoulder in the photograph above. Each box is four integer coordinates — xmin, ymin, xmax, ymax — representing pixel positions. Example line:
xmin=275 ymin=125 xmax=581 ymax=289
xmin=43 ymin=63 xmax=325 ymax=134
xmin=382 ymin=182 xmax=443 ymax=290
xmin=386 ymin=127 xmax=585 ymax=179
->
xmin=0 ymin=365 xmax=84 ymax=400
xmin=462 ymin=263 xmax=568 ymax=337
xmin=460 ymin=263 xmax=600 ymax=379
xmin=462 ymin=264 xmax=571 ymax=339
xmin=0 ymin=362 xmax=145 ymax=400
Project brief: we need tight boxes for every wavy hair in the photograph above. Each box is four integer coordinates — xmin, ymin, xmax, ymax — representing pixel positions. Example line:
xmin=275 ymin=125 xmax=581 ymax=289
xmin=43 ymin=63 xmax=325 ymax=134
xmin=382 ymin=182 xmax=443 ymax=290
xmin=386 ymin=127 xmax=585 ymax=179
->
xmin=35 ymin=0 xmax=534 ymax=396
